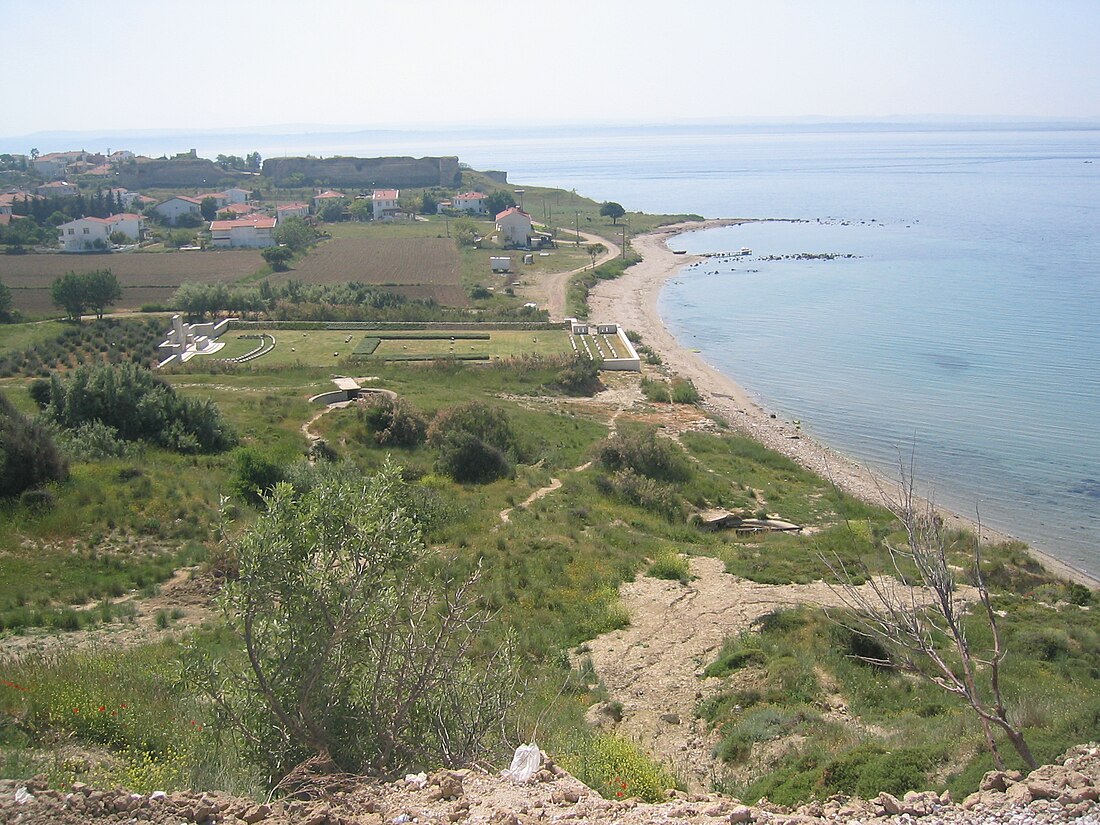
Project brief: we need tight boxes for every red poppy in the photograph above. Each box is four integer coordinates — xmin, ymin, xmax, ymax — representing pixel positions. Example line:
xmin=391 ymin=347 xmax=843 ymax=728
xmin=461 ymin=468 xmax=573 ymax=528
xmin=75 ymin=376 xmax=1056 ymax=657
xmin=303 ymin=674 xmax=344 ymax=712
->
xmin=72 ymin=708 xmax=79 ymax=714
xmin=98 ymin=705 xmax=105 ymax=713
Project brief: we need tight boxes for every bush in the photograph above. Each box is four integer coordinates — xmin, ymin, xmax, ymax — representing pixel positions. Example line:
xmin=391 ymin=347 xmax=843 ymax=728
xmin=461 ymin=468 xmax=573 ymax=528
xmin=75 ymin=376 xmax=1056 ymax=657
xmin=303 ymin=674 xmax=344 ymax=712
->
xmin=647 ymin=552 xmax=690 ymax=584
xmin=261 ymin=246 xmax=293 ymax=271
xmin=703 ymin=635 xmax=767 ymax=678
xmin=427 ymin=402 xmax=520 ymax=483
xmin=357 ymin=394 xmax=426 ymax=448
xmin=230 ymin=448 xmax=285 ymax=505
xmin=186 ymin=463 xmax=518 ymax=780
xmin=596 ymin=470 xmax=685 ymax=522
xmin=557 ymin=733 xmax=678 ymax=802
xmin=0 ymin=391 xmax=68 ymax=498
xmin=640 ymin=377 xmax=670 ymax=403
xmin=598 ymin=428 xmax=691 ymax=483
xmin=44 ymin=363 xmax=236 ymax=453
xmin=58 ymin=420 xmax=132 ymax=461
xmin=555 ymin=356 xmax=603 ymax=396
xmin=669 ymin=378 xmax=700 ymax=404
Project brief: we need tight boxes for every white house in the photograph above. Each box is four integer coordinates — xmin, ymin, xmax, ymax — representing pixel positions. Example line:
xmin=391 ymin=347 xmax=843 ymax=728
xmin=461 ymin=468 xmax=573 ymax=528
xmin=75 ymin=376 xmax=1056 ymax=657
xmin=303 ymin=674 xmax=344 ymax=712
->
xmin=195 ymin=192 xmax=230 ymax=209
xmin=154 ymin=195 xmax=202 ymax=223
xmin=35 ymin=181 xmax=80 ymax=198
xmin=57 ymin=213 xmax=145 ymax=252
xmin=496 ymin=206 xmax=533 ymax=247
xmin=372 ymin=188 xmax=400 ymax=220
xmin=452 ymin=191 xmax=487 ymax=214
xmin=209 ymin=215 xmax=276 ymax=248
xmin=222 ymin=187 xmax=251 ymax=204
xmin=276 ymin=202 xmax=310 ymax=220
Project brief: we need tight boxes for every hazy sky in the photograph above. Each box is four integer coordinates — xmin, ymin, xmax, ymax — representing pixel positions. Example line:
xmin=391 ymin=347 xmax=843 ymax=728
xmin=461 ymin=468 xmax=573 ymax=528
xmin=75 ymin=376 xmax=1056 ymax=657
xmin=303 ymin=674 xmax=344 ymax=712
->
xmin=3 ymin=0 xmax=1099 ymax=137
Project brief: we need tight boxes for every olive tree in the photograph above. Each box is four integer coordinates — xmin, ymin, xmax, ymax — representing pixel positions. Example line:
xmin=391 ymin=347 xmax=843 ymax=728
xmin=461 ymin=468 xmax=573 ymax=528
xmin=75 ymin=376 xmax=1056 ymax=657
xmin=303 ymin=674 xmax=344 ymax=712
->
xmin=188 ymin=463 xmax=517 ymax=781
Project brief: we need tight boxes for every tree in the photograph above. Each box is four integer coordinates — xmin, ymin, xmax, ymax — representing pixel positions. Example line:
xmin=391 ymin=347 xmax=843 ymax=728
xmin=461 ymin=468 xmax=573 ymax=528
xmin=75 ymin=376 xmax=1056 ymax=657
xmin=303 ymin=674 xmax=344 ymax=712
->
xmin=600 ymin=202 xmax=626 ymax=224
xmin=419 ymin=192 xmax=437 ymax=215
xmin=272 ymin=216 xmax=315 ymax=251
xmin=485 ymin=191 xmax=516 ymax=216
xmin=822 ymin=465 xmax=1036 ymax=770
xmin=51 ymin=272 xmax=88 ymax=322
xmin=427 ymin=402 xmax=520 ymax=484
xmin=261 ymin=246 xmax=294 ymax=271
xmin=316 ymin=200 xmax=345 ymax=223
xmin=452 ymin=217 xmax=478 ymax=248
xmin=200 ymin=197 xmax=219 ymax=222
xmin=82 ymin=269 xmax=123 ymax=319
xmin=187 ymin=463 xmax=517 ymax=779
xmin=586 ymin=243 xmax=606 ymax=269
xmin=246 ymin=151 xmax=262 ymax=172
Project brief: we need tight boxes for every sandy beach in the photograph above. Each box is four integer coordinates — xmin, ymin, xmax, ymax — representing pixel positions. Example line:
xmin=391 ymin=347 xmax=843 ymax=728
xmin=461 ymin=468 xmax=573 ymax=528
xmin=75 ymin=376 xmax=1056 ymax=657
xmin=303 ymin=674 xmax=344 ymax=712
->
xmin=588 ymin=219 xmax=1099 ymax=589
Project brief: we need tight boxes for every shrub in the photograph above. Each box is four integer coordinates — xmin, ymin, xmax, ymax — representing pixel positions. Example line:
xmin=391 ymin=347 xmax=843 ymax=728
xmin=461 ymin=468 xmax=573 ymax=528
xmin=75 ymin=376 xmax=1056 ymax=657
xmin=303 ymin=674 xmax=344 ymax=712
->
xmin=669 ymin=378 xmax=700 ymax=404
xmin=0 ymin=391 xmax=68 ymax=498
xmin=58 ymin=420 xmax=132 ymax=461
xmin=230 ymin=448 xmax=285 ymax=505
xmin=647 ymin=552 xmax=690 ymax=583
xmin=436 ymin=431 xmax=512 ymax=484
xmin=640 ymin=377 xmax=671 ymax=403
xmin=555 ymin=356 xmax=603 ymax=396
xmin=357 ymin=394 xmax=426 ymax=448
xmin=598 ymin=428 xmax=691 ymax=483
xmin=44 ymin=363 xmax=236 ymax=453
xmin=596 ymin=470 xmax=685 ymax=522
xmin=186 ymin=463 xmax=518 ymax=780
xmin=557 ymin=733 xmax=678 ymax=802
xmin=703 ymin=635 xmax=767 ymax=678
xmin=427 ymin=402 xmax=520 ymax=483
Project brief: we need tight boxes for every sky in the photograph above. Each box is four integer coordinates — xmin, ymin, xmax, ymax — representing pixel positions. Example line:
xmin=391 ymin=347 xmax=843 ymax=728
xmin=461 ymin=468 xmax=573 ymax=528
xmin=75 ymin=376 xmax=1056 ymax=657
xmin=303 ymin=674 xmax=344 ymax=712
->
xmin=2 ymin=0 xmax=1099 ymax=139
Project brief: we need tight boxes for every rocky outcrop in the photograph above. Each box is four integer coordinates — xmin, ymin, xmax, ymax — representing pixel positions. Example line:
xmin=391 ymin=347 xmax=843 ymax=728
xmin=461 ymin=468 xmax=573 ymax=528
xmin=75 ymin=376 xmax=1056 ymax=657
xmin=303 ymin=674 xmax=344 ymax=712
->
xmin=261 ymin=156 xmax=461 ymax=188
xmin=5 ymin=745 xmax=1100 ymax=824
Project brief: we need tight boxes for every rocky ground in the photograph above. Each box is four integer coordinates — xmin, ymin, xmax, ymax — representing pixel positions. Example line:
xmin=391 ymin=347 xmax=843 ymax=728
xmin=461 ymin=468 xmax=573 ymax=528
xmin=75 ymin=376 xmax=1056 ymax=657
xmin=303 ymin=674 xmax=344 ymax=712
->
xmin=5 ymin=745 xmax=1100 ymax=824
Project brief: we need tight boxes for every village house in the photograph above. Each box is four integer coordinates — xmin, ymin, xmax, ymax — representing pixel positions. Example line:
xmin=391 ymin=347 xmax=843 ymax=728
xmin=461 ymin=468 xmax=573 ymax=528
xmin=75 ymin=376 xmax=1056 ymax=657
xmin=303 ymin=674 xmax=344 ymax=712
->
xmin=32 ymin=151 xmax=103 ymax=179
xmin=35 ymin=181 xmax=80 ymax=198
xmin=57 ymin=213 xmax=145 ymax=252
xmin=195 ymin=192 xmax=230 ymax=209
xmin=451 ymin=191 xmax=487 ymax=214
xmin=276 ymin=202 xmax=310 ymax=221
xmin=222 ymin=187 xmax=251 ymax=204
xmin=496 ymin=206 xmax=533 ymax=247
xmin=153 ymin=195 xmax=203 ymax=224
xmin=219 ymin=202 xmax=259 ymax=218
xmin=372 ymin=188 xmax=400 ymax=220
xmin=209 ymin=215 xmax=276 ymax=248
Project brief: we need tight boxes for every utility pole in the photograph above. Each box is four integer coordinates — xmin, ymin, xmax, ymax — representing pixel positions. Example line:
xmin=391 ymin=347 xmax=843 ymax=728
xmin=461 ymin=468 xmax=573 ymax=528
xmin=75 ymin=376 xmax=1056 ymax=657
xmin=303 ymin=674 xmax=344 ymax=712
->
xmin=575 ymin=210 xmax=580 ymax=246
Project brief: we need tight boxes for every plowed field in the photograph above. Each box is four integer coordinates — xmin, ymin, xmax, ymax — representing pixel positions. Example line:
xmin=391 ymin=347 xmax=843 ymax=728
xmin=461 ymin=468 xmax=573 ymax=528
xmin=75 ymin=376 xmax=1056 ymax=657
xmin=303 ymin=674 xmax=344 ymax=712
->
xmin=280 ymin=237 xmax=466 ymax=306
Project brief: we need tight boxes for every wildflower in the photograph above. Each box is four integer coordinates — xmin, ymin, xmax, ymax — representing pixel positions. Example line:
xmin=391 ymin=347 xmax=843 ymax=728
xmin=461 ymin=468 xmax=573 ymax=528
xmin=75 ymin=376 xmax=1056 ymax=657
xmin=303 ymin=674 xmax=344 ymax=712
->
xmin=0 ymin=679 xmax=27 ymax=692
xmin=72 ymin=707 xmax=79 ymax=714
xmin=98 ymin=705 xmax=106 ymax=713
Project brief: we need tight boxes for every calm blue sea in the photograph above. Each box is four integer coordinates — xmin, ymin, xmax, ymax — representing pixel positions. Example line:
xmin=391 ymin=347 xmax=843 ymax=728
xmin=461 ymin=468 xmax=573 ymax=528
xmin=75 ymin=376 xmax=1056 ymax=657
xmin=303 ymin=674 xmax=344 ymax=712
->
xmin=21 ymin=123 xmax=1100 ymax=576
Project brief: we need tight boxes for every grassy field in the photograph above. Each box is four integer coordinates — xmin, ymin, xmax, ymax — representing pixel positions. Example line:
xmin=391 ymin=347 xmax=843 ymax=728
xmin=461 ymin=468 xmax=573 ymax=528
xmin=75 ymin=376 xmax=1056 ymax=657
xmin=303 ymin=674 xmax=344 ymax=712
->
xmin=211 ymin=328 xmax=571 ymax=366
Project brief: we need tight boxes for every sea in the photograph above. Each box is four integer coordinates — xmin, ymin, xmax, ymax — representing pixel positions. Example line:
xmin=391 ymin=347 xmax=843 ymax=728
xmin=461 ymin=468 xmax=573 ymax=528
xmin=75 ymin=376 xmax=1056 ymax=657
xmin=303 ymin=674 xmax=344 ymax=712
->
xmin=13 ymin=122 xmax=1100 ymax=577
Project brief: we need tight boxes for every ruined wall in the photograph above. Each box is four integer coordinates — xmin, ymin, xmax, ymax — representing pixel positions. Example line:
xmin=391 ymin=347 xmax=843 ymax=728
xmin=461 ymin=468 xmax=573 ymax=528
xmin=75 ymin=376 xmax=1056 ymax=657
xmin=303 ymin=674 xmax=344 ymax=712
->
xmin=117 ymin=159 xmax=248 ymax=189
xmin=261 ymin=156 xmax=461 ymax=188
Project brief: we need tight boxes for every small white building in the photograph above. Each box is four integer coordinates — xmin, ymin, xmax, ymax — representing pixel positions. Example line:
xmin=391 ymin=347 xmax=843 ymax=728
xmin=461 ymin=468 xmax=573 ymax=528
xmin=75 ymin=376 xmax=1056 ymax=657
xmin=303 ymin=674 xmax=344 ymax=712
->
xmin=57 ymin=213 xmax=145 ymax=251
xmin=372 ymin=188 xmax=400 ymax=220
xmin=154 ymin=195 xmax=203 ymax=223
xmin=195 ymin=192 xmax=230 ymax=209
xmin=209 ymin=215 xmax=276 ymax=248
xmin=452 ymin=191 xmax=487 ymax=214
xmin=276 ymin=202 xmax=310 ymax=221
xmin=495 ymin=206 xmax=533 ymax=247
xmin=222 ymin=187 xmax=251 ymax=204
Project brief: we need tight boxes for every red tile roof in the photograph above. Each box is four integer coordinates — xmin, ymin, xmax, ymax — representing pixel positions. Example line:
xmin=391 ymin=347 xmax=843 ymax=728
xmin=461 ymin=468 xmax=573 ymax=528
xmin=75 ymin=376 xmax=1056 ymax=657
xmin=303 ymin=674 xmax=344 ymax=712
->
xmin=495 ymin=206 xmax=531 ymax=221
xmin=277 ymin=202 xmax=309 ymax=210
xmin=454 ymin=191 xmax=486 ymax=201
xmin=372 ymin=189 xmax=399 ymax=200
xmin=314 ymin=190 xmax=345 ymax=199
xmin=220 ymin=202 xmax=257 ymax=215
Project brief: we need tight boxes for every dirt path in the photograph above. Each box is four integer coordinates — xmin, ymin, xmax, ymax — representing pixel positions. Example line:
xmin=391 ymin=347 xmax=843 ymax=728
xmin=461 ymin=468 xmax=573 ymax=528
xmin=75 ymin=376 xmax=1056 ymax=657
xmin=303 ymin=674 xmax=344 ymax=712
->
xmin=520 ymin=230 xmax=621 ymax=321
xmin=582 ymin=555 xmax=922 ymax=791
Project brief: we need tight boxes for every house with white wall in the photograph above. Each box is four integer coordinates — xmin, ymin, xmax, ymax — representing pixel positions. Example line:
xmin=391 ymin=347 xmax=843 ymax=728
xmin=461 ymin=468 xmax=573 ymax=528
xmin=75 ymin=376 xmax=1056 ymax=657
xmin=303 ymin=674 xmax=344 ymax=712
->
xmin=209 ymin=215 xmax=276 ymax=248
xmin=276 ymin=202 xmax=310 ymax=221
xmin=496 ymin=206 xmax=532 ymax=246
xmin=154 ymin=195 xmax=202 ymax=224
xmin=222 ymin=187 xmax=251 ymax=204
xmin=35 ymin=181 xmax=80 ymax=198
xmin=452 ymin=191 xmax=487 ymax=214
xmin=371 ymin=188 xmax=400 ymax=220
xmin=57 ymin=213 xmax=145 ymax=251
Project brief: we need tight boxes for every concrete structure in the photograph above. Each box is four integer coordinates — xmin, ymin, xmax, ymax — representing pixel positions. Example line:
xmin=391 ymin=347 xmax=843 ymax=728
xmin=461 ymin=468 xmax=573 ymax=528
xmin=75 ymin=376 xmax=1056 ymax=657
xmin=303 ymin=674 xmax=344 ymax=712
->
xmin=157 ymin=314 xmax=228 ymax=367
xmin=209 ymin=215 xmax=276 ymax=248
xmin=565 ymin=317 xmax=640 ymax=371
xmin=154 ymin=195 xmax=202 ymax=223
xmin=57 ymin=213 xmax=145 ymax=251
xmin=223 ymin=187 xmax=251 ymax=204
xmin=372 ymin=188 xmax=400 ymax=220
xmin=496 ymin=206 xmax=533 ymax=247
xmin=452 ymin=191 xmax=487 ymax=213
xmin=490 ymin=256 xmax=512 ymax=273
xmin=195 ymin=192 xmax=230 ymax=209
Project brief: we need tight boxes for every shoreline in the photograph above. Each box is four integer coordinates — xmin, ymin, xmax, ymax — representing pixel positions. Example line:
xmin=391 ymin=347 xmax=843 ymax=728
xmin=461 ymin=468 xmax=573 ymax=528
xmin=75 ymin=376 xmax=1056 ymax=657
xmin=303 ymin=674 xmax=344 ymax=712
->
xmin=588 ymin=218 xmax=1100 ymax=589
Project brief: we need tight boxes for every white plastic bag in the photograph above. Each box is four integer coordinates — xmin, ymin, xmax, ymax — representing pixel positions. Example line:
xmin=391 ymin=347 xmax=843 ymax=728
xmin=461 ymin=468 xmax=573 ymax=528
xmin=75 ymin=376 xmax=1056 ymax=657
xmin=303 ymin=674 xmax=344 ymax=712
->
xmin=502 ymin=741 xmax=542 ymax=784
